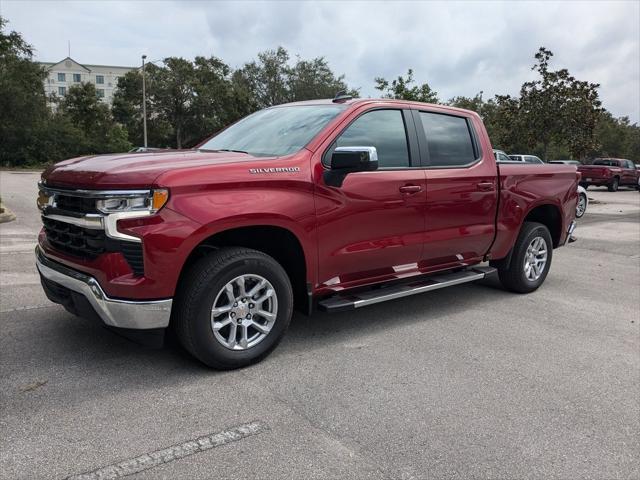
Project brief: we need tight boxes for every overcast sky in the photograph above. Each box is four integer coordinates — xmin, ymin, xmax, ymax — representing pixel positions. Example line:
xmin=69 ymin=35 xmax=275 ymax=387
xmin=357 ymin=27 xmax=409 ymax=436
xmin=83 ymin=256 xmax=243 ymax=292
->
xmin=2 ymin=0 xmax=639 ymax=121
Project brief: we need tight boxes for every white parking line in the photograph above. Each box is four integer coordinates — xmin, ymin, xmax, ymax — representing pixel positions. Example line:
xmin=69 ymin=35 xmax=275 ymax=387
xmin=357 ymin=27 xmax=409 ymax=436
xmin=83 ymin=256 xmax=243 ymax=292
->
xmin=65 ymin=421 xmax=269 ymax=480
xmin=0 ymin=304 xmax=55 ymax=314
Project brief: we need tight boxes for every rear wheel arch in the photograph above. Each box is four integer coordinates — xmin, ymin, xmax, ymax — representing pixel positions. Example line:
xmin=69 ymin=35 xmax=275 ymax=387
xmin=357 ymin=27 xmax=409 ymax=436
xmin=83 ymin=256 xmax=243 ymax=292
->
xmin=491 ymin=203 xmax=562 ymax=270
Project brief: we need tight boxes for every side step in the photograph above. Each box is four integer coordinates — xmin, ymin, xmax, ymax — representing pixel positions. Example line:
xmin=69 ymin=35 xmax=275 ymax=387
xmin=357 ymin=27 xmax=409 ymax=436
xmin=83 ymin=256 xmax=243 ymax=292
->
xmin=317 ymin=266 xmax=496 ymax=313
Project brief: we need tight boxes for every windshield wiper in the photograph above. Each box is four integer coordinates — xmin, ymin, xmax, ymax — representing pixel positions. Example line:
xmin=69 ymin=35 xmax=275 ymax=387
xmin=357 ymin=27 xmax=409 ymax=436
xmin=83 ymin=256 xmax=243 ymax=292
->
xmin=218 ymin=149 xmax=250 ymax=154
xmin=198 ymin=148 xmax=250 ymax=155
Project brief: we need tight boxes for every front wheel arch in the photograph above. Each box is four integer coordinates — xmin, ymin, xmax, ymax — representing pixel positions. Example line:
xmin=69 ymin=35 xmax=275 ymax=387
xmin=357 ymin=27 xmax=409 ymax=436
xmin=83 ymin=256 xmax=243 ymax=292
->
xmin=176 ymin=225 xmax=309 ymax=314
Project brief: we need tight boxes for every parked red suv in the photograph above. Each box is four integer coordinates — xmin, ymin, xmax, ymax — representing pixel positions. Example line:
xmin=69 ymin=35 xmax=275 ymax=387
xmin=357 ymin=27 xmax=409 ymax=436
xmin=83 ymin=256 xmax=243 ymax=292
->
xmin=36 ymin=97 xmax=579 ymax=369
xmin=578 ymin=158 xmax=639 ymax=191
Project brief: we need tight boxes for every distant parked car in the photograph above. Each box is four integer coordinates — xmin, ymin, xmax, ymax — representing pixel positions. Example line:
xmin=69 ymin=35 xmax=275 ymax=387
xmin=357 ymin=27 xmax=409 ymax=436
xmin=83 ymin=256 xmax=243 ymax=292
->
xmin=509 ymin=154 xmax=544 ymax=164
xmin=493 ymin=149 xmax=512 ymax=163
xmin=576 ymin=185 xmax=588 ymax=218
xmin=578 ymin=158 xmax=639 ymax=191
xmin=549 ymin=160 xmax=581 ymax=166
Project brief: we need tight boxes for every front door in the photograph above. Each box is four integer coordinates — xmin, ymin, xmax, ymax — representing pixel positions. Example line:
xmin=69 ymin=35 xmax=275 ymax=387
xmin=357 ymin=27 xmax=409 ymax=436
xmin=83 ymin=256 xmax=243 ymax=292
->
xmin=313 ymin=108 xmax=426 ymax=290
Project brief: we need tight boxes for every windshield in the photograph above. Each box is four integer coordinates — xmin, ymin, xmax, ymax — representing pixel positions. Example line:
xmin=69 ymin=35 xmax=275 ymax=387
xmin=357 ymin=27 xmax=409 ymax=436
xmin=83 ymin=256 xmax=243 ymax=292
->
xmin=200 ymin=105 xmax=345 ymax=157
xmin=593 ymin=159 xmax=618 ymax=166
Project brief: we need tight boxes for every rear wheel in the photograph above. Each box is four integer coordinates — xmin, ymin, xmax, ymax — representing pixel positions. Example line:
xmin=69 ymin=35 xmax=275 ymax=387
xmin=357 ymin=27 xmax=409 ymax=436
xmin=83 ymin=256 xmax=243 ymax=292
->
xmin=576 ymin=192 xmax=587 ymax=218
xmin=608 ymin=177 xmax=619 ymax=192
xmin=173 ymin=247 xmax=293 ymax=369
xmin=496 ymin=222 xmax=553 ymax=294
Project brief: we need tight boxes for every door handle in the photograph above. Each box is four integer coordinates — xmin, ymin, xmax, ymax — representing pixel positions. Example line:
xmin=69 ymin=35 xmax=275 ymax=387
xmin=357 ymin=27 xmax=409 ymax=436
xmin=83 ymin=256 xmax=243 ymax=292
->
xmin=477 ymin=182 xmax=495 ymax=192
xmin=399 ymin=185 xmax=423 ymax=194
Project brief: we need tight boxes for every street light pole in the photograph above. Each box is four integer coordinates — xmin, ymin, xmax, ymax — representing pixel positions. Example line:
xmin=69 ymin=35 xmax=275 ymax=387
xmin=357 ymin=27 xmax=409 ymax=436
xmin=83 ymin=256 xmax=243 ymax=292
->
xmin=141 ymin=54 xmax=148 ymax=149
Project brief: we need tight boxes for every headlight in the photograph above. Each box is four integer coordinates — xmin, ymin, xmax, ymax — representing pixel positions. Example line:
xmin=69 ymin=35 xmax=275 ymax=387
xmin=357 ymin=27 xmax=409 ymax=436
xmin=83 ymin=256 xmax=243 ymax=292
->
xmin=96 ymin=189 xmax=169 ymax=214
xmin=37 ymin=190 xmax=55 ymax=211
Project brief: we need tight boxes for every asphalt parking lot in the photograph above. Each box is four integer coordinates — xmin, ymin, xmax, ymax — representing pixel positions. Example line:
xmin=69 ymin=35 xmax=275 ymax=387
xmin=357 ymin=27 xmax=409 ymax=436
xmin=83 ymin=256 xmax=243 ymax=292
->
xmin=1 ymin=171 xmax=638 ymax=480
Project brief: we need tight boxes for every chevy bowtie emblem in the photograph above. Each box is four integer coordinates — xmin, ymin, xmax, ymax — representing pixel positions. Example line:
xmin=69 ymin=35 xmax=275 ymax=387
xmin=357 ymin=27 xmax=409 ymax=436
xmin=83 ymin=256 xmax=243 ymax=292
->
xmin=249 ymin=167 xmax=301 ymax=174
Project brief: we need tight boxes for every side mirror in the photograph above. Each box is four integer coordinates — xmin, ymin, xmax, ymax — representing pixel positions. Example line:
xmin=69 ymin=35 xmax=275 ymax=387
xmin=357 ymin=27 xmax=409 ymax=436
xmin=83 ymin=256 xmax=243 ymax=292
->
xmin=324 ymin=146 xmax=378 ymax=187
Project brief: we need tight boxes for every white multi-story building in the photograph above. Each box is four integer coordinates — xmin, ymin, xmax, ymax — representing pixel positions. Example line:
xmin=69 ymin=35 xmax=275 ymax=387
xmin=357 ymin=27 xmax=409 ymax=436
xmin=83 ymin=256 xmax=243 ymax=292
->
xmin=39 ymin=56 xmax=136 ymax=106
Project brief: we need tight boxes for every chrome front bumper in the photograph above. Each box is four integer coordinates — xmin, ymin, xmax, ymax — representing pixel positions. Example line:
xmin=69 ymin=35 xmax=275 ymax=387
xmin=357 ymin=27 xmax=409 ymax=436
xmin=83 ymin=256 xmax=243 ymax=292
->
xmin=35 ymin=246 xmax=172 ymax=329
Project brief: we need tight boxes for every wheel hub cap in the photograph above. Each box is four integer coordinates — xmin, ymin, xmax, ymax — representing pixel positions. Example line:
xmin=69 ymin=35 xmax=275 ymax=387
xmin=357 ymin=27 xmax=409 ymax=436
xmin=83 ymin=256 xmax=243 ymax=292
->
xmin=523 ymin=236 xmax=548 ymax=282
xmin=210 ymin=274 xmax=278 ymax=351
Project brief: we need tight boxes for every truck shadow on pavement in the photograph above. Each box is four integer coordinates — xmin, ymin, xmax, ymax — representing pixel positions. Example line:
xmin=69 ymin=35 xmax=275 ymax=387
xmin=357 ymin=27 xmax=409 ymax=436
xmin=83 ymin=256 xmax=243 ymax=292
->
xmin=281 ymin=279 xmax=508 ymax=356
xmin=2 ymin=277 xmax=517 ymax=397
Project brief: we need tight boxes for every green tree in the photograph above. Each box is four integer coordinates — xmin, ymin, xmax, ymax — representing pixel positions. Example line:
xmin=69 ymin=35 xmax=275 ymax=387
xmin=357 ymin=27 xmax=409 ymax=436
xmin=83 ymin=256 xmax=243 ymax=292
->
xmin=374 ymin=69 xmax=439 ymax=103
xmin=0 ymin=16 xmax=51 ymax=166
xmin=287 ymin=56 xmax=356 ymax=102
xmin=520 ymin=47 xmax=601 ymax=160
xmin=235 ymin=47 xmax=290 ymax=108
xmin=112 ymin=66 xmax=173 ymax=148
xmin=448 ymin=91 xmax=486 ymax=114
xmin=234 ymin=47 xmax=355 ymax=108
xmin=589 ymin=111 xmax=640 ymax=161
xmin=447 ymin=92 xmax=527 ymax=153
xmin=113 ymin=55 xmax=249 ymax=149
xmin=57 ymin=82 xmax=131 ymax=153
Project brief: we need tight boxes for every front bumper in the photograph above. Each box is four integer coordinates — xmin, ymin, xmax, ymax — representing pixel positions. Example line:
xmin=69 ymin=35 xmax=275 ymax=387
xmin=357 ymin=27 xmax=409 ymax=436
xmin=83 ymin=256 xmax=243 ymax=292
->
xmin=36 ymin=246 xmax=172 ymax=329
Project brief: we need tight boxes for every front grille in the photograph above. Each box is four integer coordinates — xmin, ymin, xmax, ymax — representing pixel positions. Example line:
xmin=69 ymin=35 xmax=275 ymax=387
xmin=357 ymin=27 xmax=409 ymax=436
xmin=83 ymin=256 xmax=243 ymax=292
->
xmin=42 ymin=217 xmax=144 ymax=276
xmin=55 ymin=194 xmax=98 ymax=214
xmin=43 ymin=217 xmax=105 ymax=259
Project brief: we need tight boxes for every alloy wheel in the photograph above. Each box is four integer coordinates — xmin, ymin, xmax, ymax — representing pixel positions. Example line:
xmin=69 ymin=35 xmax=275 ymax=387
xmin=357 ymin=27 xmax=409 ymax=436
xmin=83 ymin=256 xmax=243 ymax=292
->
xmin=210 ymin=274 xmax=278 ymax=350
xmin=576 ymin=195 xmax=587 ymax=217
xmin=523 ymin=236 xmax=548 ymax=282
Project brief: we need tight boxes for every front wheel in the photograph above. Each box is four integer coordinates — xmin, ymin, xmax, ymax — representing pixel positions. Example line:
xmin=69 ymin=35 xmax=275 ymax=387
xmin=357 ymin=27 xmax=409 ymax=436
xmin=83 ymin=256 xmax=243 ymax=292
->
xmin=496 ymin=222 xmax=553 ymax=293
xmin=608 ymin=177 xmax=619 ymax=192
xmin=173 ymin=247 xmax=293 ymax=369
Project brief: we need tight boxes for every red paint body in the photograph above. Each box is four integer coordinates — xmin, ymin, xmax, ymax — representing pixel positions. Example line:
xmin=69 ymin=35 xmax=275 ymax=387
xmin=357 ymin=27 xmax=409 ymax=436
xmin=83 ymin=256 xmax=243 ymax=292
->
xmin=578 ymin=159 xmax=639 ymax=188
xmin=40 ymin=99 xmax=579 ymax=301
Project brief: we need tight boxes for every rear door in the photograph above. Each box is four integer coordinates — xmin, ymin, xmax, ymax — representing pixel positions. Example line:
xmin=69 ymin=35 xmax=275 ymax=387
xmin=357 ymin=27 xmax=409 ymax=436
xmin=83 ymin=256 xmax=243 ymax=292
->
xmin=413 ymin=109 xmax=498 ymax=270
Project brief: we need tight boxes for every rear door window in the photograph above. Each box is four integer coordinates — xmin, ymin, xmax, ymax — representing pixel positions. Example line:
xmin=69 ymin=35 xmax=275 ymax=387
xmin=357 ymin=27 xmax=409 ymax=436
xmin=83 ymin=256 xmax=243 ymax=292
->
xmin=418 ymin=112 xmax=477 ymax=167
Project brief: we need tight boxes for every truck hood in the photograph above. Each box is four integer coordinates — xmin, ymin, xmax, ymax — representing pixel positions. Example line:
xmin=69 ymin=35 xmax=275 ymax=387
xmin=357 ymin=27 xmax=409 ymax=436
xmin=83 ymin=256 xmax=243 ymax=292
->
xmin=42 ymin=150 xmax=271 ymax=189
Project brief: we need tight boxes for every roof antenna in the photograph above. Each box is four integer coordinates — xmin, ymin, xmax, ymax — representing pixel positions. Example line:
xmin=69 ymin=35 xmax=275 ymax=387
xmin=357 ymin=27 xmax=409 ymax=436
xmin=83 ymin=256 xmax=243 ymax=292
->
xmin=333 ymin=90 xmax=352 ymax=103
xmin=68 ymin=40 xmax=71 ymax=58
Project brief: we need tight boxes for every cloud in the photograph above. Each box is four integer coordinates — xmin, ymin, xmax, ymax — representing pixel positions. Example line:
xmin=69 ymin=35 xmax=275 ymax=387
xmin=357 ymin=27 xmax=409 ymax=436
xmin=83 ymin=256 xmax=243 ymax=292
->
xmin=3 ymin=0 xmax=638 ymax=121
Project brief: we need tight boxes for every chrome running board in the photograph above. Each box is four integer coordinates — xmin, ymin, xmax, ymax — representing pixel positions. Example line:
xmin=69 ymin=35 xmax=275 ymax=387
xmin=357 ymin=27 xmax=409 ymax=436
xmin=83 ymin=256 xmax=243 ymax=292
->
xmin=318 ymin=266 xmax=496 ymax=313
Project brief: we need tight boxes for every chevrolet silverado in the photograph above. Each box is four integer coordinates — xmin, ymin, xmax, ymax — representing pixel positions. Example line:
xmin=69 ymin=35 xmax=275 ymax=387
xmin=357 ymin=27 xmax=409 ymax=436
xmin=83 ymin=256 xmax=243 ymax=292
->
xmin=36 ymin=97 xmax=579 ymax=369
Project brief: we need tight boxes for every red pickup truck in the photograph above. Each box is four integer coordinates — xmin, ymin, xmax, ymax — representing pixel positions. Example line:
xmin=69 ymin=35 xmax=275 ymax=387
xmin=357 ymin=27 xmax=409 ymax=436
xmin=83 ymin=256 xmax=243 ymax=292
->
xmin=36 ymin=98 xmax=579 ymax=369
xmin=578 ymin=158 xmax=639 ymax=191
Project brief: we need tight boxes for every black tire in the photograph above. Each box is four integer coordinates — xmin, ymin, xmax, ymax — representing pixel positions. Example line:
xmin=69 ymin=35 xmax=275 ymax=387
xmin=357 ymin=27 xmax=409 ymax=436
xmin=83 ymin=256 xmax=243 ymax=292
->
xmin=608 ymin=177 xmax=619 ymax=192
xmin=497 ymin=222 xmax=553 ymax=294
xmin=579 ymin=183 xmax=589 ymax=190
xmin=173 ymin=247 xmax=293 ymax=369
